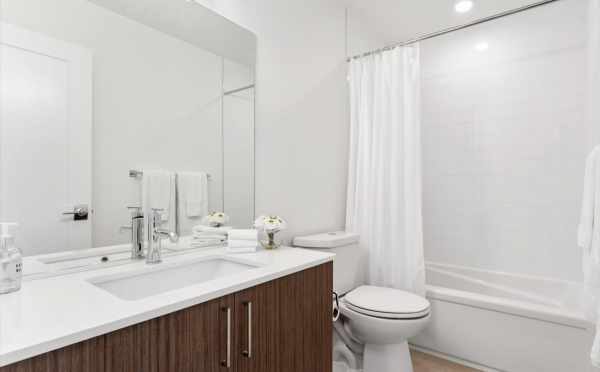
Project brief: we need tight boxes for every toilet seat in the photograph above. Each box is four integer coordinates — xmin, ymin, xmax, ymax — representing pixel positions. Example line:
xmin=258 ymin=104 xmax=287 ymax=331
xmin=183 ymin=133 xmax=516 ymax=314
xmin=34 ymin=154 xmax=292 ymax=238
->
xmin=343 ymin=285 xmax=430 ymax=320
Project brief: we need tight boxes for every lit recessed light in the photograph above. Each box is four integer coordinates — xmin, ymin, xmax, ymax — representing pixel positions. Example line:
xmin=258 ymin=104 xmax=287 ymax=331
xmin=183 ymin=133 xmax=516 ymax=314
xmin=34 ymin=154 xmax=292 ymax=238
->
xmin=474 ymin=42 xmax=489 ymax=52
xmin=455 ymin=0 xmax=474 ymax=13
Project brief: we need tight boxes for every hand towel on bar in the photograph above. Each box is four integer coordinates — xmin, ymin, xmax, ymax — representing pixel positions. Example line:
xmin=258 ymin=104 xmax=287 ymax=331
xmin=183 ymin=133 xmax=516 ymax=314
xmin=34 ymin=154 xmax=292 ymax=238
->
xmin=227 ymin=229 xmax=258 ymax=241
xmin=177 ymin=172 xmax=209 ymax=236
xmin=178 ymin=172 xmax=208 ymax=218
xmin=579 ymin=146 xmax=600 ymax=255
xmin=142 ymin=170 xmax=176 ymax=240
xmin=578 ymin=145 xmax=600 ymax=367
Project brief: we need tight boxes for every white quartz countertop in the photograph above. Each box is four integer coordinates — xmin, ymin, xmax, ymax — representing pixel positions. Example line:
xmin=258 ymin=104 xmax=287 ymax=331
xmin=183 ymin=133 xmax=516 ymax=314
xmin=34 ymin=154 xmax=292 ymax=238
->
xmin=0 ymin=246 xmax=334 ymax=367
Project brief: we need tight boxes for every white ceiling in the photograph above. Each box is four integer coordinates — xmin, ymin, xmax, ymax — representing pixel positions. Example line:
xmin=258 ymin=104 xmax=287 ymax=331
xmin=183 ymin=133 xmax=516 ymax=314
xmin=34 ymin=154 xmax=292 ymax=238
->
xmin=346 ymin=0 xmax=548 ymax=46
xmin=88 ymin=0 xmax=256 ymax=66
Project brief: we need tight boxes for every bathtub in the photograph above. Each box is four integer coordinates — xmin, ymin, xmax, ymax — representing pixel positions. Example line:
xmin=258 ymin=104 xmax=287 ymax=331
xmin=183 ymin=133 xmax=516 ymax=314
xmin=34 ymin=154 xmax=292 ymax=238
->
xmin=411 ymin=262 xmax=597 ymax=372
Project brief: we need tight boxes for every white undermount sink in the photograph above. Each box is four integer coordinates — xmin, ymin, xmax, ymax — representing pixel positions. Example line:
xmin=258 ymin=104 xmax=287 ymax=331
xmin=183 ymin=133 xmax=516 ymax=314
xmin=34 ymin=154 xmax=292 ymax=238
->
xmin=89 ymin=256 xmax=259 ymax=301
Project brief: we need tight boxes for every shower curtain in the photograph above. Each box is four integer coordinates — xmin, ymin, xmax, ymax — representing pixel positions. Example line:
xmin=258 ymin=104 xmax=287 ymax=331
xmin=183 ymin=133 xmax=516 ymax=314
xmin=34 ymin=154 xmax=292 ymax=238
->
xmin=346 ymin=46 xmax=425 ymax=296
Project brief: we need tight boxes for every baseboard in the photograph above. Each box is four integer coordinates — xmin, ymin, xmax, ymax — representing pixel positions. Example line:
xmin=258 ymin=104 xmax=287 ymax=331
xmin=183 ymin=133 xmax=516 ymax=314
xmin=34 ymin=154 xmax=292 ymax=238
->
xmin=409 ymin=344 xmax=504 ymax=372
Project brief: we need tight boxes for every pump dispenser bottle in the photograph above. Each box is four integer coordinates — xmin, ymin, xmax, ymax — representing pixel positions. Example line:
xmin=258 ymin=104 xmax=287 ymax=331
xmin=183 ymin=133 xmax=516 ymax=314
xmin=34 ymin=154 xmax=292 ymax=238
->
xmin=0 ymin=223 xmax=22 ymax=294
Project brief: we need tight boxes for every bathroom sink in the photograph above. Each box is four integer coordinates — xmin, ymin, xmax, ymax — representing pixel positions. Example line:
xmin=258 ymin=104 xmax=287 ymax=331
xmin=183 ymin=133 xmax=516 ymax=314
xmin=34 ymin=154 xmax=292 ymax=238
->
xmin=89 ymin=256 xmax=258 ymax=301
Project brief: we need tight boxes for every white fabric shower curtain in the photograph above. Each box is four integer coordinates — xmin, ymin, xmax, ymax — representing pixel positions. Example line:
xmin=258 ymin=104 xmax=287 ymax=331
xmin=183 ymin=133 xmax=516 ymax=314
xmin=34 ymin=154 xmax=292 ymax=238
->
xmin=346 ymin=46 xmax=425 ymax=296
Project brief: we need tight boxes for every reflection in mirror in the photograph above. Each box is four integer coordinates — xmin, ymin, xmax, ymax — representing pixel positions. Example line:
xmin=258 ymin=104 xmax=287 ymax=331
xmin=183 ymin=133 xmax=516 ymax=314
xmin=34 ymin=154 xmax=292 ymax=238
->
xmin=0 ymin=0 xmax=256 ymax=258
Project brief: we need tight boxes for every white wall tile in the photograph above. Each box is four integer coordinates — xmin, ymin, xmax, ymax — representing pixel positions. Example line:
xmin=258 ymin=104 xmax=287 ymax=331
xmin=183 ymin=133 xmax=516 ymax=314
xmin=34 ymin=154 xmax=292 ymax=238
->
xmin=421 ymin=0 xmax=591 ymax=281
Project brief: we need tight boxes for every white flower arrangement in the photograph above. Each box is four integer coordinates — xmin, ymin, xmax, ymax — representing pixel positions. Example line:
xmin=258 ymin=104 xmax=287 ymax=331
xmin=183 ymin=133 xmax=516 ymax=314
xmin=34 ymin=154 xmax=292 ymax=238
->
xmin=202 ymin=211 xmax=230 ymax=227
xmin=254 ymin=215 xmax=287 ymax=234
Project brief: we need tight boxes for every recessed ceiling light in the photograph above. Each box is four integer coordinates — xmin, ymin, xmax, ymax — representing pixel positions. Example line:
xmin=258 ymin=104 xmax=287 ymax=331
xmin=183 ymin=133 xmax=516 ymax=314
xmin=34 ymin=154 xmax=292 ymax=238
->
xmin=474 ymin=42 xmax=489 ymax=52
xmin=455 ymin=0 xmax=474 ymax=13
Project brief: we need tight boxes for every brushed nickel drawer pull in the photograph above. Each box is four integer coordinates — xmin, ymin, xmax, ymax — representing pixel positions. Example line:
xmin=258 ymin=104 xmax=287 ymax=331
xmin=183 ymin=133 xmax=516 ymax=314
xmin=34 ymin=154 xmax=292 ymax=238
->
xmin=242 ymin=301 xmax=252 ymax=358
xmin=221 ymin=307 xmax=232 ymax=368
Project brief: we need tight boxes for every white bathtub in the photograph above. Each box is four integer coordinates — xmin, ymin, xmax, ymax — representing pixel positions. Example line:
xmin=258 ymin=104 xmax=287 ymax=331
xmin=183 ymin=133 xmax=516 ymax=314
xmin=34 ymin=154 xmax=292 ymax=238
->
xmin=411 ymin=262 xmax=597 ymax=372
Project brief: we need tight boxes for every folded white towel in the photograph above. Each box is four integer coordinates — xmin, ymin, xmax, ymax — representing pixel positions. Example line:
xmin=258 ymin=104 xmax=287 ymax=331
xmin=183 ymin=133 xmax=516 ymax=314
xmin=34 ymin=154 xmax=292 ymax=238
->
xmin=228 ymin=229 xmax=258 ymax=241
xmin=228 ymin=239 xmax=258 ymax=249
xmin=191 ymin=239 xmax=225 ymax=248
xmin=193 ymin=225 xmax=233 ymax=235
xmin=193 ymin=233 xmax=228 ymax=241
xmin=142 ymin=170 xmax=176 ymax=240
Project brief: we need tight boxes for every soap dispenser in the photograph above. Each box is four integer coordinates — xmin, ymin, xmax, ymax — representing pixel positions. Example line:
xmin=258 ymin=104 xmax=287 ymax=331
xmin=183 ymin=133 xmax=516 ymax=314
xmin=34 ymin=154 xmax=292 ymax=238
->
xmin=0 ymin=223 xmax=22 ymax=294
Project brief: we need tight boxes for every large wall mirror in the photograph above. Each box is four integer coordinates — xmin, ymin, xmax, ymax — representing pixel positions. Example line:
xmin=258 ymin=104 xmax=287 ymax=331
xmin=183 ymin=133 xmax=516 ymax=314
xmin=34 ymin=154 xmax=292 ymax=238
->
xmin=0 ymin=0 xmax=256 ymax=257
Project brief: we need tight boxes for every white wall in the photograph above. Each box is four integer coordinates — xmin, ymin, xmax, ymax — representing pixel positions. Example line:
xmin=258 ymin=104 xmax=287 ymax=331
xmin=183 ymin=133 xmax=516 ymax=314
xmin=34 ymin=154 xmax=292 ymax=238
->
xmin=2 ymin=0 xmax=225 ymax=247
xmin=346 ymin=10 xmax=388 ymax=58
xmin=421 ymin=0 xmax=592 ymax=281
xmin=587 ymin=0 xmax=600 ymax=148
xmin=193 ymin=0 xmax=353 ymax=242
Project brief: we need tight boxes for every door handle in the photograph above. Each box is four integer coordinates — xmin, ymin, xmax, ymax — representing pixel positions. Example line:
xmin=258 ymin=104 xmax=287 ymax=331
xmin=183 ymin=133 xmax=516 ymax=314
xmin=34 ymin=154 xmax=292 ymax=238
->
xmin=62 ymin=205 xmax=89 ymax=220
xmin=242 ymin=301 xmax=252 ymax=358
xmin=221 ymin=307 xmax=232 ymax=368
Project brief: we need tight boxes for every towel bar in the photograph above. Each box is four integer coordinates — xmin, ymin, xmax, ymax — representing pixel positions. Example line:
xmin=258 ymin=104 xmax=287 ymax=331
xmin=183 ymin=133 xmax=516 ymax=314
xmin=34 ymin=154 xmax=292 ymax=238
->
xmin=129 ymin=169 xmax=211 ymax=180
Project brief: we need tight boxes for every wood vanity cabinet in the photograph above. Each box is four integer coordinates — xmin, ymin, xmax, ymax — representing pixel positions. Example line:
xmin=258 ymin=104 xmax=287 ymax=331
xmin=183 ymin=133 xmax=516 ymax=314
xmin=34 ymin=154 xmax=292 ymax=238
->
xmin=1 ymin=262 xmax=332 ymax=372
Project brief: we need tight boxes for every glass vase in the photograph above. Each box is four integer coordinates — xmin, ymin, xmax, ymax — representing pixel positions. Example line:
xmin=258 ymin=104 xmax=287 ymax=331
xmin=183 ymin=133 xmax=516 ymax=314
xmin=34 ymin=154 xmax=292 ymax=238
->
xmin=260 ymin=232 xmax=280 ymax=250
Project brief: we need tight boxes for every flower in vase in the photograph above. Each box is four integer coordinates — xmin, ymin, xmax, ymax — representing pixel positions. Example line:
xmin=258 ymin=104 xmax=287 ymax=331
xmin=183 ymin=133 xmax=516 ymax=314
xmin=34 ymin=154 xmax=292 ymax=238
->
xmin=254 ymin=215 xmax=287 ymax=233
xmin=202 ymin=211 xmax=230 ymax=227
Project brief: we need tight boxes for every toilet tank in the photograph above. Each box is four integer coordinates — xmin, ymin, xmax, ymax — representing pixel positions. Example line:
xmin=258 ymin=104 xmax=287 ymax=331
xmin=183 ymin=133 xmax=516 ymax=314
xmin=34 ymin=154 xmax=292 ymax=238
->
xmin=293 ymin=231 xmax=366 ymax=295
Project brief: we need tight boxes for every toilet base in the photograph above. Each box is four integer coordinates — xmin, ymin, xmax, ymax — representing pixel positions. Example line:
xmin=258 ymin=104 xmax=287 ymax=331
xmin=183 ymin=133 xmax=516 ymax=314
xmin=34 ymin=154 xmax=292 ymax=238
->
xmin=363 ymin=341 xmax=413 ymax=372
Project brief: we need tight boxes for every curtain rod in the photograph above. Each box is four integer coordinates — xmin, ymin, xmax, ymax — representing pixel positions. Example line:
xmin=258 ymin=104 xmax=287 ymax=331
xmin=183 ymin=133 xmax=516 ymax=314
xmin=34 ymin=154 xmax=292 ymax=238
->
xmin=347 ymin=0 xmax=562 ymax=61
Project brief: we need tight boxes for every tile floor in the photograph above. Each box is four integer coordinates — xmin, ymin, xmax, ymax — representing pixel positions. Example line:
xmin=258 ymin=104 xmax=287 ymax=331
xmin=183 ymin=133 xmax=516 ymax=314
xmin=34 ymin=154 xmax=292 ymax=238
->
xmin=412 ymin=350 xmax=481 ymax=372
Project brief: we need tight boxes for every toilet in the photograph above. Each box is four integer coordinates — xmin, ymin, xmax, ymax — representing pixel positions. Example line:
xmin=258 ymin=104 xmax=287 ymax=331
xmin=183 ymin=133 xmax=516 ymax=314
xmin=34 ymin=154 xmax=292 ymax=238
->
xmin=294 ymin=232 xmax=431 ymax=372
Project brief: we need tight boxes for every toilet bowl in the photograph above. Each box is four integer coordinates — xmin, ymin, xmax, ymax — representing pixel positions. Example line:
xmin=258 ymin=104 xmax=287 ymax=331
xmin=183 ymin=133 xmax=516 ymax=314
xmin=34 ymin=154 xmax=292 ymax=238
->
xmin=293 ymin=232 xmax=431 ymax=372
xmin=339 ymin=286 xmax=430 ymax=372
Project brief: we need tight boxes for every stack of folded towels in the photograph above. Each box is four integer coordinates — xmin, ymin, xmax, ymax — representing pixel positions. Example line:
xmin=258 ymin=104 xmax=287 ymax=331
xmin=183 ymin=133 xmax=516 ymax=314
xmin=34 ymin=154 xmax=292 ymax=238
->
xmin=191 ymin=225 xmax=232 ymax=248
xmin=227 ymin=229 xmax=259 ymax=253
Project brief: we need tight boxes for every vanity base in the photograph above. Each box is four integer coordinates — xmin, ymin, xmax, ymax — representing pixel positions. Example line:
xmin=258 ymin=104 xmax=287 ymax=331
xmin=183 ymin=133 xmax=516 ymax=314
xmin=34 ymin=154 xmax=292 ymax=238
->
xmin=1 ymin=263 xmax=333 ymax=372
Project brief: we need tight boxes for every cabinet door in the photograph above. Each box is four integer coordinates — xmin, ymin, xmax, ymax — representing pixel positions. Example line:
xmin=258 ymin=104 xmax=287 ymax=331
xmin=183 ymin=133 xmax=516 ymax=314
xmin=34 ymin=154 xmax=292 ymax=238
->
xmin=105 ymin=320 xmax=156 ymax=372
xmin=1 ymin=337 xmax=105 ymax=372
xmin=156 ymin=295 xmax=234 ymax=372
xmin=233 ymin=280 xmax=279 ymax=372
xmin=277 ymin=263 xmax=333 ymax=372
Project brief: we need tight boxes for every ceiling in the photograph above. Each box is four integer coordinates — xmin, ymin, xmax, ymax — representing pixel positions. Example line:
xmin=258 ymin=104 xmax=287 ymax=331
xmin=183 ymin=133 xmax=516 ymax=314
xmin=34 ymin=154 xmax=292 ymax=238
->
xmin=89 ymin=0 xmax=256 ymax=66
xmin=346 ymin=0 xmax=549 ymax=48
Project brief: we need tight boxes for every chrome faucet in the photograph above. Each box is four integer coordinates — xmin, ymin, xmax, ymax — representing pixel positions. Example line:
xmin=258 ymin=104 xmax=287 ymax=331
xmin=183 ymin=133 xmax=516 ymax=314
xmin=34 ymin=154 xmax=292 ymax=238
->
xmin=146 ymin=208 xmax=178 ymax=264
xmin=120 ymin=206 xmax=145 ymax=260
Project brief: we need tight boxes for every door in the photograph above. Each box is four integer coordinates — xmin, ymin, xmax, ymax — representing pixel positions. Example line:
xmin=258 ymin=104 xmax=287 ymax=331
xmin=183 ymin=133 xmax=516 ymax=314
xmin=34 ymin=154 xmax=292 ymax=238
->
xmin=277 ymin=263 xmax=333 ymax=372
xmin=105 ymin=295 xmax=235 ymax=372
xmin=156 ymin=295 xmax=234 ymax=372
xmin=0 ymin=337 xmax=104 ymax=372
xmin=0 ymin=23 xmax=92 ymax=255
xmin=233 ymin=280 xmax=279 ymax=372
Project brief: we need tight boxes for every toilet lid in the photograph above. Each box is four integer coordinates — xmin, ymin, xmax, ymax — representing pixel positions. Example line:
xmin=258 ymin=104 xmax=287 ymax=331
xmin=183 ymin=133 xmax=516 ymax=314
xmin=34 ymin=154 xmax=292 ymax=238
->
xmin=344 ymin=286 xmax=430 ymax=318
